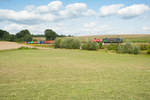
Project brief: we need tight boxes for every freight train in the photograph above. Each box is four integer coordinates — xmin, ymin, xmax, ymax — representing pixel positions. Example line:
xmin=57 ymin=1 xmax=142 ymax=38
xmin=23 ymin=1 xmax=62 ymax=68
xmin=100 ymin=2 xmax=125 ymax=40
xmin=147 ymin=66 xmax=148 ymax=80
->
xmin=26 ymin=38 xmax=123 ymax=44
xmin=102 ymin=38 xmax=123 ymax=43
xmin=26 ymin=40 xmax=54 ymax=44
xmin=92 ymin=38 xmax=123 ymax=43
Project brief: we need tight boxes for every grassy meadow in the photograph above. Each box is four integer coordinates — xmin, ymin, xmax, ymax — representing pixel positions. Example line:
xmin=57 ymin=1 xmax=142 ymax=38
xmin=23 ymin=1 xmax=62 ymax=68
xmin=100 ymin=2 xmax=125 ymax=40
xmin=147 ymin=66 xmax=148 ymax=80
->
xmin=0 ymin=49 xmax=150 ymax=100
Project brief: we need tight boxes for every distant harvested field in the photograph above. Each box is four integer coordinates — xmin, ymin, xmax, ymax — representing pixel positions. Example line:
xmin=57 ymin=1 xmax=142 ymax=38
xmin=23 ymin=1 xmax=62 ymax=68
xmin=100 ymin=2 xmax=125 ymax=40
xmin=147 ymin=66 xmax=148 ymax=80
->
xmin=73 ymin=34 xmax=150 ymax=43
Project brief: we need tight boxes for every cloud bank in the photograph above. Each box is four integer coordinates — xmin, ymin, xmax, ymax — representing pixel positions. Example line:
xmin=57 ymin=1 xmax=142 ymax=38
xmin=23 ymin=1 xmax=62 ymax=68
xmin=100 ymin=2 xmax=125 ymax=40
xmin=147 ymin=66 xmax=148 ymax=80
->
xmin=0 ymin=1 xmax=150 ymax=35
xmin=99 ymin=4 xmax=150 ymax=19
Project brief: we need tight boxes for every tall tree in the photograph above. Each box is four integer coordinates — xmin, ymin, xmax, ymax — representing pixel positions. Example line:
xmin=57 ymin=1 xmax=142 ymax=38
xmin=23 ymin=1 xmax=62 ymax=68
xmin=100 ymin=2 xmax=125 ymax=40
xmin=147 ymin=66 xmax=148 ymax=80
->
xmin=9 ymin=34 xmax=16 ymax=42
xmin=0 ymin=29 xmax=10 ymax=41
xmin=16 ymin=29 xmax=32 ymax=42
xmin=44 ymin=29 xmax=58 ymax=40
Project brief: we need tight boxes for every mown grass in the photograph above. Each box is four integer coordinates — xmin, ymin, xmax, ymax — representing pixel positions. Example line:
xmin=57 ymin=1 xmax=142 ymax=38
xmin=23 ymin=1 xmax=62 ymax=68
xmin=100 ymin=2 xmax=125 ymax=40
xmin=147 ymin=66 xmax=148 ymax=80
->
xmin=0 ymin=49 xmax=150 ymax=100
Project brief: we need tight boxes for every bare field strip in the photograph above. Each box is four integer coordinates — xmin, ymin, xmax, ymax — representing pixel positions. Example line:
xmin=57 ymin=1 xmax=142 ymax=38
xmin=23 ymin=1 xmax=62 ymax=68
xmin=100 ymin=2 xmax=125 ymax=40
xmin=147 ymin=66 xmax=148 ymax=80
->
xmin=0 ymin=41 xmax=22 ymax=50
xmin=0 ymin=41 xmax=38 ymax=50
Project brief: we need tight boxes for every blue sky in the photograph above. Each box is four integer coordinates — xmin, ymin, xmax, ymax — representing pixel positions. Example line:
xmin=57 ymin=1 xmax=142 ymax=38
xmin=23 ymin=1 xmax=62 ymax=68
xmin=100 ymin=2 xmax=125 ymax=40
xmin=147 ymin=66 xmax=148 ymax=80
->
xmin=0 ymin=0 xmax=150 ymax=35
xmin=1 ymin=0 xmax=150 ymax=10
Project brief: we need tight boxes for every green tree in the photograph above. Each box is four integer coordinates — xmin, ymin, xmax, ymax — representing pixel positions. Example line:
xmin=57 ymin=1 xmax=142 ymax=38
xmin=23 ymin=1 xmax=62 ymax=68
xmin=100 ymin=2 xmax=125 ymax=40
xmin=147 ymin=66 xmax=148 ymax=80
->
xmin=16 ymin=29 xmax=32 ymax=42
xmin=44 ymin=29 xmax=58 ymax=40
xmin=9 ymin=34 xmax=16 ymax=42
xmin=0 ymin=29 xmax=10 ymax=41
xmin=24 ymin=34 xmax=32 ymax=42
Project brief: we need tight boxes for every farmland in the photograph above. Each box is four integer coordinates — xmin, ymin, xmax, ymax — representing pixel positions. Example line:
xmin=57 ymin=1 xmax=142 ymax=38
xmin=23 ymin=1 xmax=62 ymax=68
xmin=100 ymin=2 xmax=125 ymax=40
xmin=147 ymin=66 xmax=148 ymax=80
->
xmin=0 ymin=49 xmax=150 ymax=100
xmin=32 ymin=34 xmax=150 ymax=43
xmin=74 ymin=34 xmax=150 ymax=43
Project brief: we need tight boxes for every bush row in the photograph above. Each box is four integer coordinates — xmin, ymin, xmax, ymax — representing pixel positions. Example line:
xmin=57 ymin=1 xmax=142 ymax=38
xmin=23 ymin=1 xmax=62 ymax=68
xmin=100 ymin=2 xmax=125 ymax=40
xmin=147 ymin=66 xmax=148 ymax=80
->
xmin=55 ymin=38 xmax=81 ymax=49
xmin=55 ymin=38 xmax=150 ymax=54
xmin=82 ymin=41 xmax=99 ymax=50
xmin=147 ymin=46 xmax=150 ymax=54
xmin=106 ymin=43 xmax=140 ymax=54
xmin=106 ymin=43 xmax=150 ymax=54
xmin=116 ymin=43 xmax=140 ymax=54
xmin=140 ymin=44 xmax=150 ymax=50
xmin=55 ymin=38 xmax=99 ymax=50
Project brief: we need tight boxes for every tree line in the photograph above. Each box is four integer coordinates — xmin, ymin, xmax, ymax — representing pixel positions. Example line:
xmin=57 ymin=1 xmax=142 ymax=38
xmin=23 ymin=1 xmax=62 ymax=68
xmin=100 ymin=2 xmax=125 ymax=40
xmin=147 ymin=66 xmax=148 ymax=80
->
xmin=0 ymin=29 xmax=72 ymax=42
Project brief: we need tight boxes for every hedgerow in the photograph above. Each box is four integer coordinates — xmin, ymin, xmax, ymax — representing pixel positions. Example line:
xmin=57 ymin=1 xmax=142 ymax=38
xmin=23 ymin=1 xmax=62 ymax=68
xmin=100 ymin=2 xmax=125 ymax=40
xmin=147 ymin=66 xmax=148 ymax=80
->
xmin=55 ymin=38 xmax=81 ymax=49
xmin=116 ymin=43 xmax=140 ymax=54
xmin=81 ymin=41 xmax=99 ymax=50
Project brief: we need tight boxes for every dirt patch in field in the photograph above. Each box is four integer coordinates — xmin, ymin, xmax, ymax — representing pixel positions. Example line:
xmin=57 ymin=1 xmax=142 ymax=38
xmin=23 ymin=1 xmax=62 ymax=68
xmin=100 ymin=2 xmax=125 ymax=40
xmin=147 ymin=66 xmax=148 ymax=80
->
xmin=0 ymin=41 xmax=22 ymax=50
xmin=0 ymin=41 xmax=52 ymax=50
xmin=0 ymin=41 xmax=35 ymax=50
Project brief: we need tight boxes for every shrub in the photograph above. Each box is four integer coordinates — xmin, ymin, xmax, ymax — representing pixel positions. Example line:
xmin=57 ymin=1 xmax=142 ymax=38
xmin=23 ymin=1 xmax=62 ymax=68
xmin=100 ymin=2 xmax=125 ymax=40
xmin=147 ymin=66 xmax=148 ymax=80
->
xmin=107 ymin=43 xmax=118 ymax=50
xmin=140 ymin=44 xmax=148 ymax=50
xmin=116 ymin=43 xmax=140 ymax=54
xmin=58 ymin=38 xmax=81 ymax=49
xmin=116 ymin=45 xmax=125 ymax=53
xmin=54 ymin=38 xmax=62 ymax=48
xmin=64 ymin=39 xmax=74 ymax=49
xmin=72 ymin=39 xmax=81 ymax=49
xmin=147 ymin=48 xmax=150 ymax=54
xmin=82 ymin=41 xmax=99 ymax=50
xmin=99 ymin=42 xmax=104 ymax=49
xmin=59 ymin=39 xmax=66 ymax=48
xmin=123 ymin=43 xmax=134 ymax=54
xmin=81 ymin=43 xmax=88 ymax=50
xmin=132 ymin=46 xmax=140 ymax=54
xmin=147 ymin=45 xmax=150 ymax=49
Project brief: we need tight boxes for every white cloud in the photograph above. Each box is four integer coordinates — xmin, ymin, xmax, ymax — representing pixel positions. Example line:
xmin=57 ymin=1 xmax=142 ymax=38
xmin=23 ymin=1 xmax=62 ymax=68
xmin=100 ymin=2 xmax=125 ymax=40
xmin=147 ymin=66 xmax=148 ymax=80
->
xmin=83 ymin=22 xmax=112 ymax=35
xmin=142 ymin=26 xmax=150 ymax=31
xmin=25 ymin=5 xmax=35 ymax=11
xmin=0 ymin=1 xmax=150 ymax=35
xmin=3 ymin=23 xmax=48 ymax=34
xmin=0 ymin=1 xmax=94 ymax=25
xmin=3 ymin=23 xmax=24 ymax=34
xmin=83 ymin=9 xmax=96 ymax=16
xmin=59 ymin=3 xmax=93 ymax=18
xmin=118 ymin=4 xmax=150 ymax=18
xmin=84 ymin=22 xmax=97 ymax=28
xmin=99 ymin=4 xmax=124 ymax=16
xmin=0 ymin=1 xmax=98 ymax=35
xmin=48 ymin=1 xmax=63 ymax=11
xmin=0 ymin=9 xmax=40 ymax=24
xmin=36 ymin=1 xmax=62 ymax=13
xmin=99 ymin=4 xmax=150 ymax=18
xmin=66 ymin=3 xmax=87 ymax=11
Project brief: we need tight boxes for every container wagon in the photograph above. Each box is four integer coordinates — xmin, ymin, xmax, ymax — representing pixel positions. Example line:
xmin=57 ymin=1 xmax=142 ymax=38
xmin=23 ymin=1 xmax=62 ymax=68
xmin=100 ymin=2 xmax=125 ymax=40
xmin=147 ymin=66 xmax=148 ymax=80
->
xmin=26 ymin=40 xmax=54 ymax=44
xmin=102 ymin=38 xmax=123 ymax=43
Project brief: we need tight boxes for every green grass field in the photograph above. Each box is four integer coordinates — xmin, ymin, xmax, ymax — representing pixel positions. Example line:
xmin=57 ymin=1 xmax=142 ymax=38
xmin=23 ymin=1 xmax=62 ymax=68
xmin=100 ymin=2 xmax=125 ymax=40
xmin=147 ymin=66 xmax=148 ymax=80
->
xmin=0 ymin=49 xmax=150 ymax=100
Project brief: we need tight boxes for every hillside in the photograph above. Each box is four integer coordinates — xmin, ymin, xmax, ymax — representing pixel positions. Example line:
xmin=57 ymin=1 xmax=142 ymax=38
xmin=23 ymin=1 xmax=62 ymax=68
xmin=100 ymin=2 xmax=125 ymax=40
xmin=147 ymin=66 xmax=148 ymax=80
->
xmin=74 ymin=34 xmax=150 ymax=43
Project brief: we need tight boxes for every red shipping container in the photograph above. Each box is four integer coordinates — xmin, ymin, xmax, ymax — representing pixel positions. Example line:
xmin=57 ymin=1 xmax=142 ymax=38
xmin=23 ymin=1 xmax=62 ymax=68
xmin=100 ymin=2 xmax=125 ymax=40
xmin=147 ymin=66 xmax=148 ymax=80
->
xmin=44 ymin=40 xmax=54 ymax=44
xmin=33 ymin=41 xmax=37 ymax=44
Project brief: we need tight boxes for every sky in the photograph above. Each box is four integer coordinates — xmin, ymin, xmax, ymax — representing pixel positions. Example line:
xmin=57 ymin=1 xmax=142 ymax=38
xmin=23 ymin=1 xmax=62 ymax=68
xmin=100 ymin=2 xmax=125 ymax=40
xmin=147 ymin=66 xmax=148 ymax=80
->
xmin=0 ymin=0 xmax=150 ymax=36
